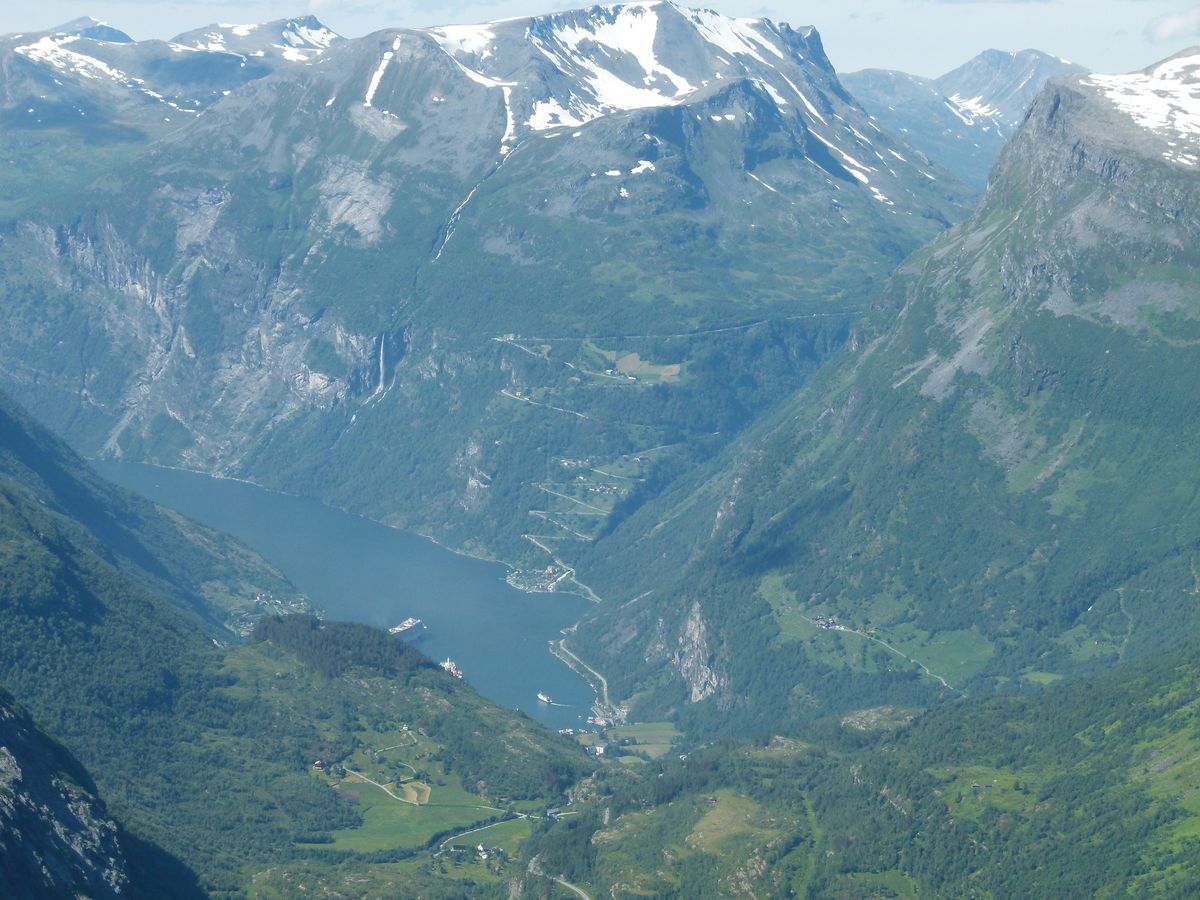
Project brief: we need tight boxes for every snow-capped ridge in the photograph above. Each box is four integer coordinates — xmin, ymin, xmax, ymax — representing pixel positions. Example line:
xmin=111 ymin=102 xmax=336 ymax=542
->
xmin=1086 ymin=47 xmax=1200 ymax=166
xmin=10 ymin=13 xmax=341 ymax=120
xmin=416 ymin=1 xmax=829 ymax=136
xmin=367 ymin=1 xmax=947 ymax=199
xmin=169 ymin=16 xmax=340 ymax=60
xmin=13 ymin=32 xmax=200 ymax=114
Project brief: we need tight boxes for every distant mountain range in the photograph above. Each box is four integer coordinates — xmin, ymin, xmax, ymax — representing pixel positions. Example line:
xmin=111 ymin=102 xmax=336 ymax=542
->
xmin=0 ymin=3 xmax=973 ymax=580
xmin=843 ymin=49 xmax=1087 ymax=188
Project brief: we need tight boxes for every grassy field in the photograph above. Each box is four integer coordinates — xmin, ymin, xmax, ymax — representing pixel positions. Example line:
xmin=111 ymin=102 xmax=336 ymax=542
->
xmin=248 ymin=853 xmax=511 ymax=897
xmin=928 ymin=765 xmax=1050 ymax=822
xmin=1023 ymin=671 xmax=1065 ymax=684
xmin=760 ymin=575 xmax=908 ymax=675
xmin=586 ymin=343 xmax=685 ymax=383
xmin=828 ymin=871 xmax=920 ymax=898
xmin=686 ymin=791 xmax=775 ymax=854
xmin=607 ymin=722 xmax=681 ymax=760
xmin=760 ymin=575 xmax=818 ymax=643
xmin=883 ymin=624 xmax=995 ymax=684
xmin=302 ymin=773 xmax=499 ymax=852
xmin=1056 ymin=621 xmax=1122 ymax=662
xmin=760 ymin=574 xmax=996 ymax=685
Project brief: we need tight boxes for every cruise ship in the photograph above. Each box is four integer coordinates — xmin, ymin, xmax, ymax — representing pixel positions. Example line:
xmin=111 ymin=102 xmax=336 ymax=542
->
xmin=389 ymin=617 xmax=422 ymax=635
xmin=537 ymin=691 xmax=553 ymax=704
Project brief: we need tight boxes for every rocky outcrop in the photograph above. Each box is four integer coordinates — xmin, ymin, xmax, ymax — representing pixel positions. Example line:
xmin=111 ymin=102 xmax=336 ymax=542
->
xmin=672 ymin=602 xmax=724 ymax=702
xmin=0 ymin=694 xmax=129 ymax=899
xmin=642 ymin=601 xmax=725 ymax=703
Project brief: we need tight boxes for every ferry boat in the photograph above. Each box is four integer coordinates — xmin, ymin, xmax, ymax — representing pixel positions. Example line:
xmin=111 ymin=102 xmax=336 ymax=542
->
xmin=440 ymin=658 xmax=463 ymax=679
xmin=537 ymin=691 xmax=553 ymax=704
xmin=389 ymin=617 xmax=422 ymax=635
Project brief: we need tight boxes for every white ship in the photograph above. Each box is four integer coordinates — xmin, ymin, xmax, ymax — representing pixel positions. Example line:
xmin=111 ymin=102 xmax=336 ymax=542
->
xmin=389 ymin=617 xmax=422 ymax=635
xmin=537 ymin=691 xmax=553 ymax=704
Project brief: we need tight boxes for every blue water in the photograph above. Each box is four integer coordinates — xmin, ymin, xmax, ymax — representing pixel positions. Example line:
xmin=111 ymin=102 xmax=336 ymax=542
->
xmin=94 ymin=461 xmax=596 ymax=731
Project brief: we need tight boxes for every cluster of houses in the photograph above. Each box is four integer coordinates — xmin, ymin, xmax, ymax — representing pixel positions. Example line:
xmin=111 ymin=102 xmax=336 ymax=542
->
xmin=813 ymin=615 xmax=847 ymax=631
xmin=446 ymin=843 xmax=508 ymax=862
xmin=311 ymin=759 xmax=347 ymax=777
xmin=603 ymin=368 xmax=639 ymax=381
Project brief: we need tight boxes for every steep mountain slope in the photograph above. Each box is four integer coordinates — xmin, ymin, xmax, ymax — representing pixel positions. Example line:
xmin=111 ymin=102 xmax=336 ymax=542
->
xmin=843 ymin=49 xmax=1085 ymax=188
xmin=570 ymin=49 xmax=1200 ymax=730
xmin=523 ymin=633 xmax=1200 ymax=897
xmin=0 ymin=2 xmax=973 ymax=581
xmin=0 ymin=390 xmax=301 ymax=634
xmin=1 ymin=690 xmax=133 ymax=899
xmin=0 ymin=391 xmax=588 ymax=895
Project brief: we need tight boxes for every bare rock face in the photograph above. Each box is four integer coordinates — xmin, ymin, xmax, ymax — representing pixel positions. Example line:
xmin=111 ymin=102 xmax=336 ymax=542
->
xmin=672 ymin=601 xmax=723 ymax=702
xmin=0 ymin=694 xmax=129 ymax=899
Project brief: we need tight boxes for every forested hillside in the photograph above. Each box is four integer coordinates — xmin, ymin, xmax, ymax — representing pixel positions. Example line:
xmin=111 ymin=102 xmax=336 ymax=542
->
xmin=0 ymin=389 xmax=588 ymax=896
xmin=523 ymin=636 xmax=1200 ymax=897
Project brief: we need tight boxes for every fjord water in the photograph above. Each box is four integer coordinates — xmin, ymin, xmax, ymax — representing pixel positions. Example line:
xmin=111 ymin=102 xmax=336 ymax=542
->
xmin=95 ymin=461 xmax=595 ymax=731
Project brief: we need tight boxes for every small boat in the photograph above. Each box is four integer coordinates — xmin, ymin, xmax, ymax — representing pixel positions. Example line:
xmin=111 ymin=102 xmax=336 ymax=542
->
xmin=389 ymin=617 xmax=422 ymax=635
xmin=537 ymin=691 xmax=553 ymax=704
xmin=440 ymin=658 xmax=463 ymax=679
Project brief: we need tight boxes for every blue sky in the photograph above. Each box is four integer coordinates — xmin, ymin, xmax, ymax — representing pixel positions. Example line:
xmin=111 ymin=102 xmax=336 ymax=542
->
xmin=4 ymin=0 xmax=1199 ymax=76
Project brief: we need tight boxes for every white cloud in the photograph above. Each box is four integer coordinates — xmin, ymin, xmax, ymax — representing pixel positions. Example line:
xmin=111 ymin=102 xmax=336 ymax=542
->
xmin=1147 ymin=7 xmax=1200 ymax=43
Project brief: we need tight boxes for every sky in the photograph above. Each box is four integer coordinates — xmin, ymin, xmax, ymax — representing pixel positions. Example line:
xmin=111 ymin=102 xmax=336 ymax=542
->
xmin=3 ymin=0 xmax=1199 ymax=77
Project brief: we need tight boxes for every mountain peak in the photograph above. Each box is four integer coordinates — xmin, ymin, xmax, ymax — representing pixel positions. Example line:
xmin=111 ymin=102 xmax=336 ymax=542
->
xmin=51 ymin=16 xmax=133 ymax=43
xmin=418 ymin=0 xmax=828 ymax=133
xmin=842 ymin=46 xmax=1086 ymax=188
xmin=935 ymin=46 xmax=1087 ymax=131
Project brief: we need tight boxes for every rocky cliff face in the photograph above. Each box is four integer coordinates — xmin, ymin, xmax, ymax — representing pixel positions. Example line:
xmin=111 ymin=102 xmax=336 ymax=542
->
xmin=0 ymin=694 xmax=129 ymax=899
xmin=673 ymin=602 xmax=724 ymax=702
xmin=644 ymin=601 xmax=725 ymax=703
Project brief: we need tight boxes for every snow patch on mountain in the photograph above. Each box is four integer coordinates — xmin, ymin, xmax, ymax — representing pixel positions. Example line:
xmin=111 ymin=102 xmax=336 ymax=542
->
xmin=170 ymin=18 xmax=338 ymax=61
xmin=15 ymin=34 xmax=199 ymax=113
xmin=529 ymin=97 xmax=586 ymax=129
xmin=429 ymin=24 xmax=497 ymax=58
xmin=527 ymin=5 xmax=690 ymax=117
xmin=945 ymin=93 xmax=1002 ymax=129
xmin=424 ymin=1 xmax=834 ymax=135
xmin=1088 ymin=52 xmax=1200 ymax=166
xmin=283 ymin=21 xmax=339 ymax=49
xmin=219 ymin=24 xmax=259 ymax=38
xmin=681 ymin=7 xmax=783 ymax=64
xmin=551 ymin=3 xmax=694 ymax=96
xmin=16 ymin=35 xmax=124 ymax=80
xmin=364 ymin=39 xmax=399 ymax=107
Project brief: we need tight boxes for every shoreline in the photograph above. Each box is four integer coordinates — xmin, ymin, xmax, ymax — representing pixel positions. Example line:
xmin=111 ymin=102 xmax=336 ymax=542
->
xmin=91 ymin=456 xmax=600 ymax=601
xmin=88 ymin=456 xmax=613 ymax=716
